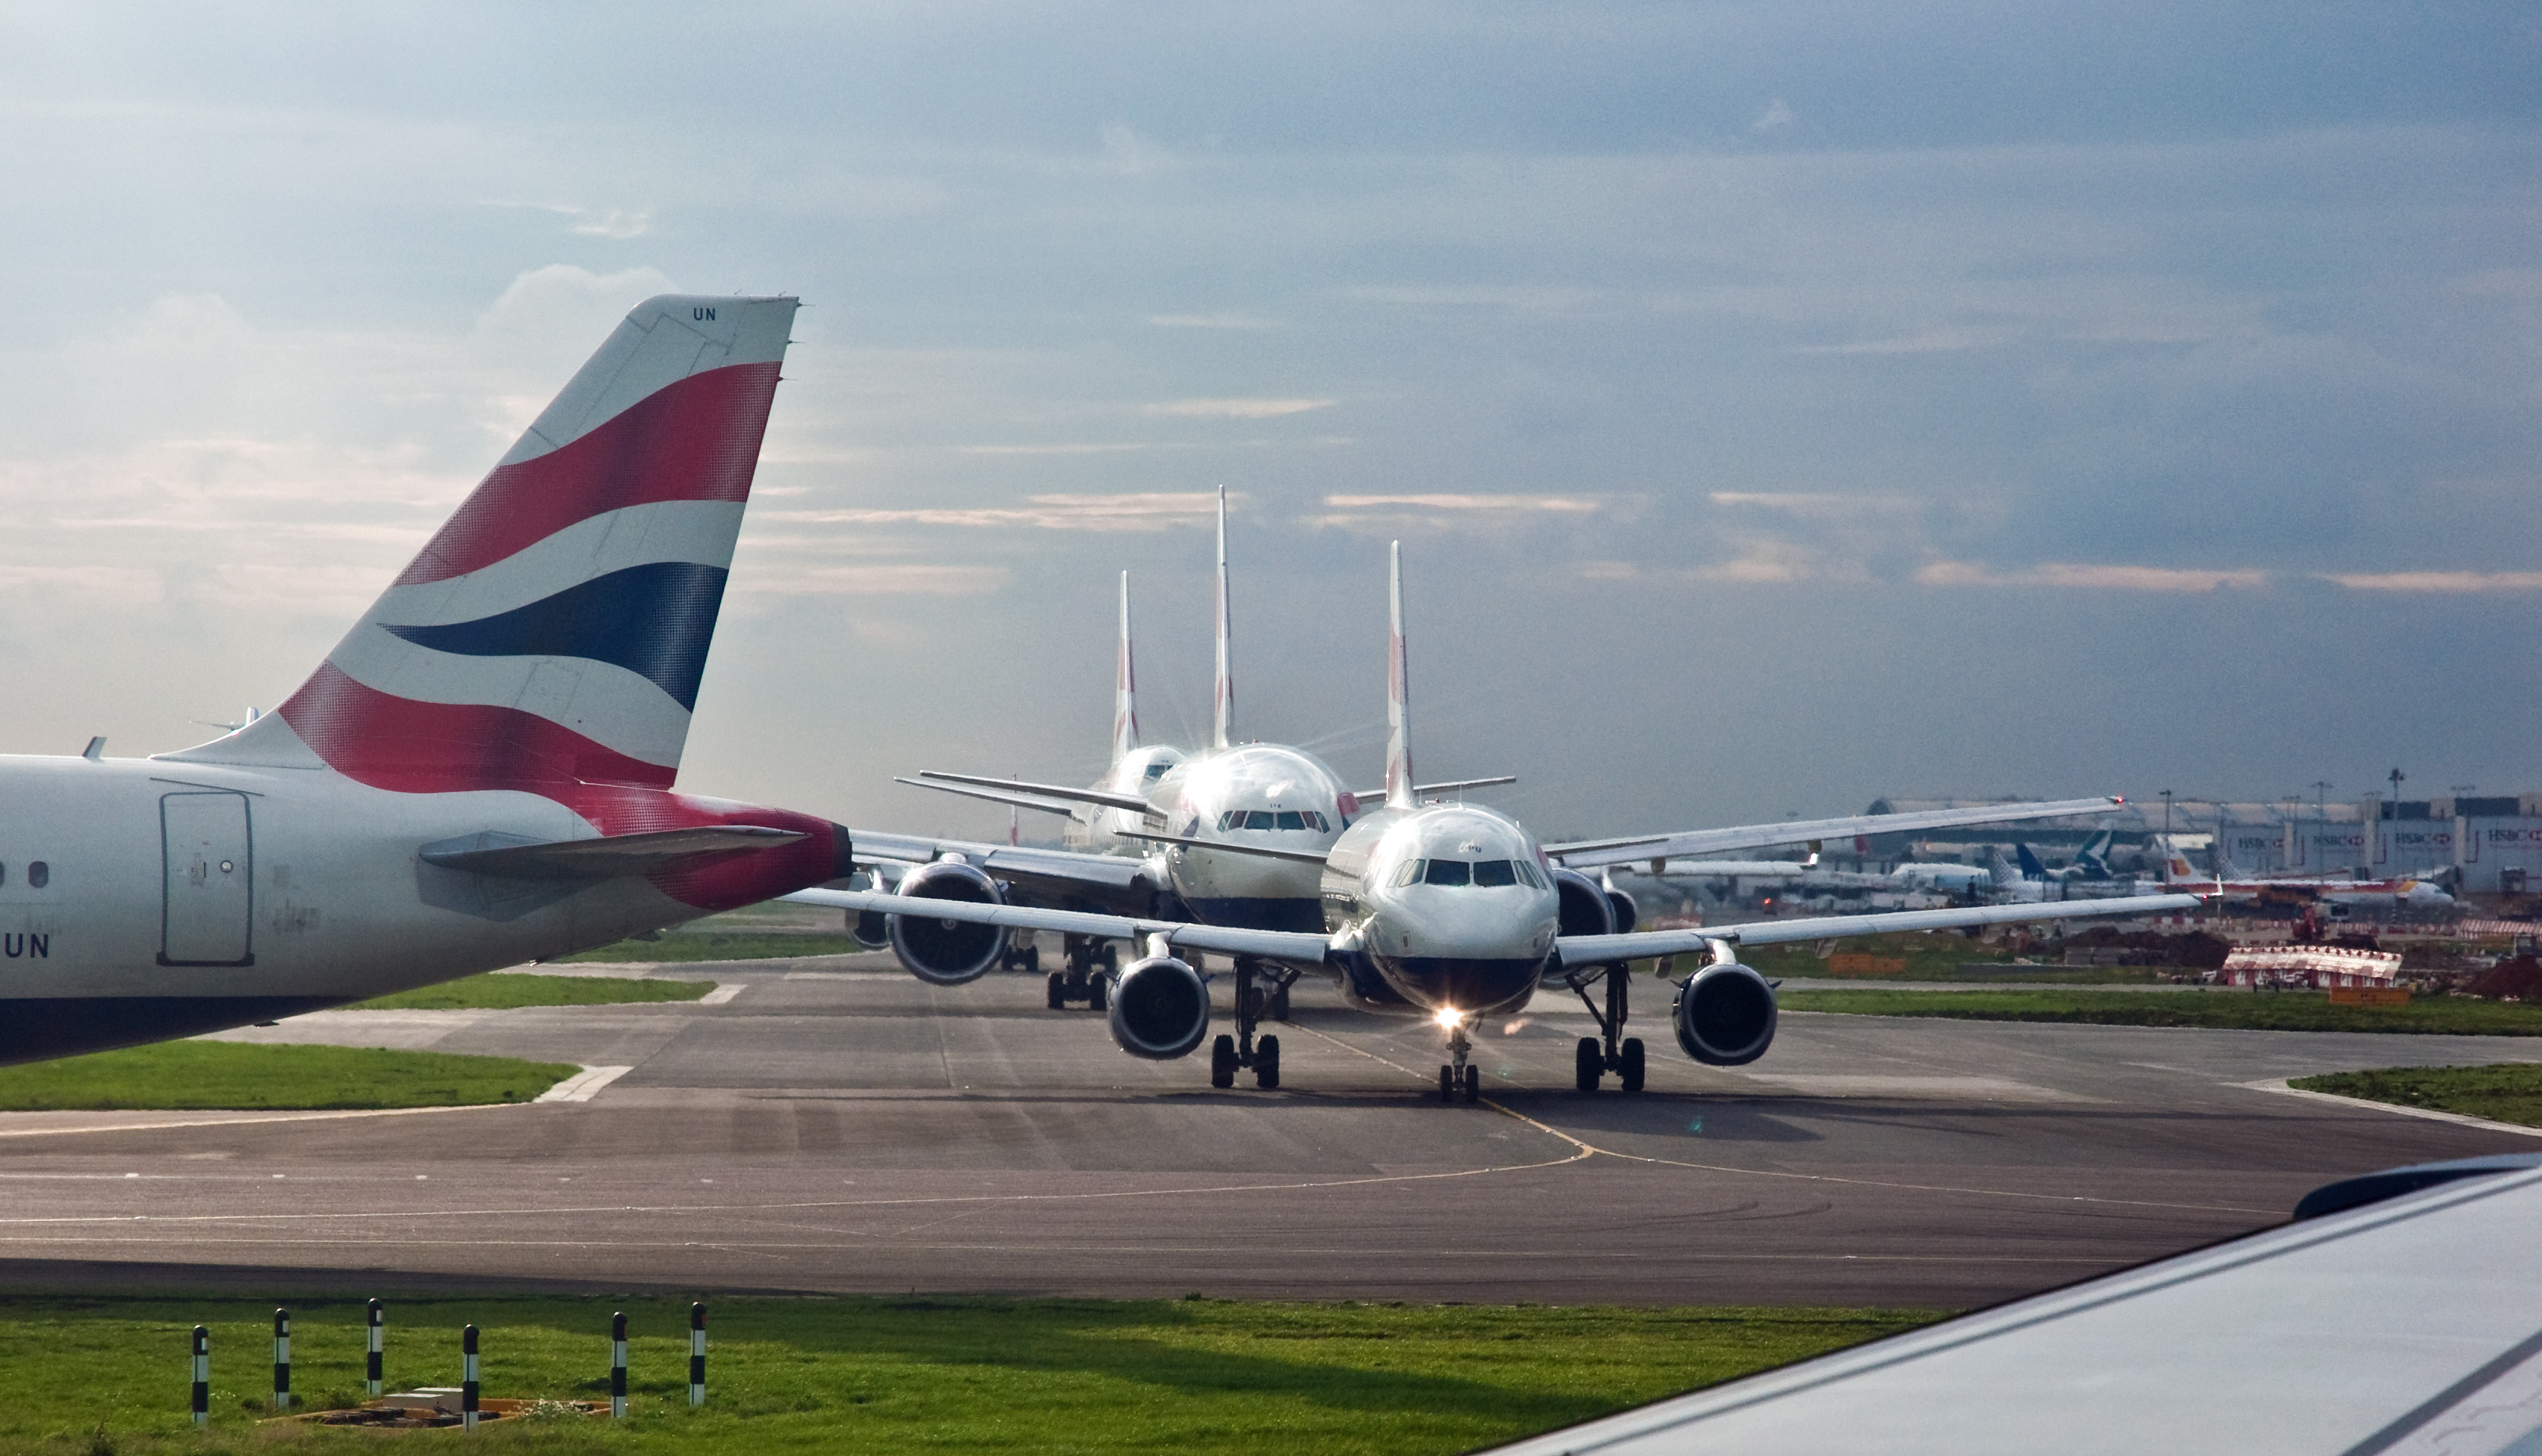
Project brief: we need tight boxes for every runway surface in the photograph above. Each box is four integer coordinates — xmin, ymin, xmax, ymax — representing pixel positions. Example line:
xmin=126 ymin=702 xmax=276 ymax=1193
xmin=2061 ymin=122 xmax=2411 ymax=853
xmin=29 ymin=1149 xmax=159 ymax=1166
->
xmin=3 ymin=951 xmax=2537 ymax=1309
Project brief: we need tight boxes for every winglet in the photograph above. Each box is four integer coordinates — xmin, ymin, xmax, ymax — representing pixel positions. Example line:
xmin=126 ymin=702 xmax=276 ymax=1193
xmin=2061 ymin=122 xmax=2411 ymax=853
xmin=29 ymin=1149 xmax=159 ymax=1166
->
xmin=1212 ymin=486 xmax=1233 ymax=749
xmin=1384 ymin=541 xmax=1415 ymax=811
xmin=1113 ymin=571 xmax=1139 ymax=761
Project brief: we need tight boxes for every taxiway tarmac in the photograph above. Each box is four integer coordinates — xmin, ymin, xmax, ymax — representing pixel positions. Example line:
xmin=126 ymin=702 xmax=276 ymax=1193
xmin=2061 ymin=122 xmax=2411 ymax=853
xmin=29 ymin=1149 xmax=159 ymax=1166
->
xmin=2 ymin=953 xmax=2535 ymax=1308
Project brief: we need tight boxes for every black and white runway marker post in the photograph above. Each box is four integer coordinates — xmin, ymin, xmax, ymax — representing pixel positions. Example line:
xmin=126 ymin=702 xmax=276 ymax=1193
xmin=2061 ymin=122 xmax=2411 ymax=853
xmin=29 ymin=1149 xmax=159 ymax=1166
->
xmin=271 ymin=1307 xmax=290 ymax=1411
xmin=689 ymin=1302 xmax=706 ymax=1407
xmin=366 ymin=1298 xmax=383 ymax=1396
xmin=191 ymin=1326 xmax=209 ymax=1430
xmin=611 ymin=1312 xmax=628 ymax=1420
xmin=462 ymin=1324 xmax=480 ymax=1432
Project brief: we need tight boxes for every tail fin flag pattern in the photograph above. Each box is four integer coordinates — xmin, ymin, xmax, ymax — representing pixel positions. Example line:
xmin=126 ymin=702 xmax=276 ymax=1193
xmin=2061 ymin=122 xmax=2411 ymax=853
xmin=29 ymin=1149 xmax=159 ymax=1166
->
xmin=1212 ymin=485 xmax=1233 ymax=750
xmin=184 ymin=295 xmax=798 ymax=795
xmin=1114 ymin=571 xmax=1139 ymax=762
xmin=1384 ymin=541 xmax=1415 ymax=812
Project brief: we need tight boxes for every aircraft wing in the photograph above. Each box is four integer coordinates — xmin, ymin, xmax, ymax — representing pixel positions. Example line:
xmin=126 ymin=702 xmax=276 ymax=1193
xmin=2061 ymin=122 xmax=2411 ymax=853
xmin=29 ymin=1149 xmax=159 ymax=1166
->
xmin=1558 ymin=893 xmax=2202 ymax=963
xmin=783 ymin=887 xmax=1331 ymax=964
xmin=848 ymin=830 xmax=1155 ymax=900
xmin=892 ymin=776 xmax=1082 ymax=816
xmin=1482 ymin=1155 xmax=2542 ymax=1456
xmin=1546 ymin=796 xmax=2128 ymax=869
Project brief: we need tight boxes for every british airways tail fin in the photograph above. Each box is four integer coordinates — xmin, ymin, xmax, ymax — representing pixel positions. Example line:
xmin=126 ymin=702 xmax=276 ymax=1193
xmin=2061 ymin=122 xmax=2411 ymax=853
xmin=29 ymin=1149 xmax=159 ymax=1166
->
xmin=1113 ymin=571 xmax=1140 ymax=761
xmin=167 ymin=294 xmax=798 ymax=792
xmin=1383 ymin=541 xmax=1415 ymax=811
xmin=1211 ymin=485 xmax=1234 ymax=750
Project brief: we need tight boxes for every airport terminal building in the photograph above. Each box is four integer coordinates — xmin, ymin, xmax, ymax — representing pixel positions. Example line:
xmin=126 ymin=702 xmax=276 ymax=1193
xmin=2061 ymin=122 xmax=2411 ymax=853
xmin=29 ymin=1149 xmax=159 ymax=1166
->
xmin=1864 ymin=795 xmax=2542 ymax=895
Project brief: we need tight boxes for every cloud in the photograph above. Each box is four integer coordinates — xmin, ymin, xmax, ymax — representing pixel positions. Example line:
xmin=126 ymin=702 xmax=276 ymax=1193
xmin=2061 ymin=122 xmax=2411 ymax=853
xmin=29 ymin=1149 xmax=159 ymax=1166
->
xmin=2323 ymin=571 xmax=2542 ymax=593
xmin=1709 ymin=491 xmax=1920 ymax=517
xmin=1323 ymin=493 xmax=1601 ymax=513
xmin=1304 ymin=493 xmax=1612 ymax=534
xmin=1147 ymin=313 xmax=1282 ymax=330
xmin=733 ymin=563 xmax=1009 ymax=596
xmin=1144 ymin=398 xmax=1336 ymax=418
xmin=761 ymin=492 xmax=1224 ymax=532
xmin=1752 ymin=98 xmax=1796 ymax=135
xmin=1918 ymin=561 xmax=2269 ymax=591
xmin=1790 ymin=327 xmax=2022 ymax=356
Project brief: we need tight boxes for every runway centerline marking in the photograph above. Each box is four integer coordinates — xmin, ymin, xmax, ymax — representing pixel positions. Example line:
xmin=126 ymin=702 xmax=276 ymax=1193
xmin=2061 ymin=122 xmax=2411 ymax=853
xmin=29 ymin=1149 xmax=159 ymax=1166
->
xmin=1288 ymin=1022 xmax=2279 ymax=1217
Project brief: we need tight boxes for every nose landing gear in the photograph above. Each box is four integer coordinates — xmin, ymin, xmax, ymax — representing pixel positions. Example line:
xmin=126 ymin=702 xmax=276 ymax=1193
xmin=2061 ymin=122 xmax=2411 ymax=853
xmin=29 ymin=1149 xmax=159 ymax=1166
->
xmin=1565 ymin=961 xmax=1646 ymax=1093
xmin=1438 ymin=1021 xmax=1478 ymax=1103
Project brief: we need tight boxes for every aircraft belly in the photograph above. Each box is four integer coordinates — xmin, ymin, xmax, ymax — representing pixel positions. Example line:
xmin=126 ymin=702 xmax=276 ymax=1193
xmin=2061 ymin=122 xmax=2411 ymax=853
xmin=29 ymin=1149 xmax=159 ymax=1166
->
xmin=1369 ymin=953 xmax=1543 ymax=1015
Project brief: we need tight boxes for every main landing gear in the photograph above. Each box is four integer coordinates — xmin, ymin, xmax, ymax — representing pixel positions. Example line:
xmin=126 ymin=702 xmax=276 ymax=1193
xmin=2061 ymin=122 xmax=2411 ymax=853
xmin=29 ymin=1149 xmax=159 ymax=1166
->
xmin=1567 ymin=962 xmax=1645 ymax=1093
xmin=1439 ymin=1021 xmax=1478 ymax=1104
xmin=1209 ymin=955 xmax=1294 ymax=1091
xmin=1046 ymin=933 xmax=1117 ymax=1011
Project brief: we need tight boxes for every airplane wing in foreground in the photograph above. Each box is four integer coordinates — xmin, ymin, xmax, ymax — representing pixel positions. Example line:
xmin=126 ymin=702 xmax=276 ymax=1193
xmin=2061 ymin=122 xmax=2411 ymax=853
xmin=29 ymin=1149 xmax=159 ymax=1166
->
xmin=1547 ymin=796 xmax=2129 ymax=869
xmin=1483 ymin=1153 xmax=2542 ymax=1455
xmin=1558 ymin=894 xmax=2203 ymax=964
xmin=783 ymin=886 xmax=1331 ymax=964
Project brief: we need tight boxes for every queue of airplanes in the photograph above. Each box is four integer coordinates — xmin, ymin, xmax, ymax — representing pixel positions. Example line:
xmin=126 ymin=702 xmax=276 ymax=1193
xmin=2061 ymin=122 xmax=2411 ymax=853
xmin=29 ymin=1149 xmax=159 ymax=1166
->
xmin=0 ymin=293 xmax=2204 ymax=1102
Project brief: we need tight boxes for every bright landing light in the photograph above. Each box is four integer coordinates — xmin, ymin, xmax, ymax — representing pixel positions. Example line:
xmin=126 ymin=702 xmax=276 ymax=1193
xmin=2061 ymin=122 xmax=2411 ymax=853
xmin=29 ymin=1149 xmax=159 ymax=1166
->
xmin=1434 ymin=1008 xmax=1466 ymax=1030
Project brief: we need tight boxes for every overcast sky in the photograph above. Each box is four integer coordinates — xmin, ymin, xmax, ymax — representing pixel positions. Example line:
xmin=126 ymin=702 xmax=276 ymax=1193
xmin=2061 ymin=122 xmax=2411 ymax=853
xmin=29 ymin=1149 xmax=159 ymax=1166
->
xmin=0 ymin=4 xmax=2535 ymax=841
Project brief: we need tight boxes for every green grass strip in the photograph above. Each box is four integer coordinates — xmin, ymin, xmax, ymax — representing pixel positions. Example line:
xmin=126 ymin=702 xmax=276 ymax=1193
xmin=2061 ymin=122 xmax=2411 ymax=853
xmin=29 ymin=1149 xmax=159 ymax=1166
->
xmin=561 ymin=930 xmax=867 ymax=962
xmin=351 ymin=972 xmax=711 ymax=1010
xmin=0 ymin=1043 xmax=579 ymax=1111
xmin=1779 ymin=988 xmax=2542 ymax=1035
xmin=0 ymin=1294 xmax=1941 ymax=1452
xmin=2289 ymin=1063 xmax=2542 ymax=1127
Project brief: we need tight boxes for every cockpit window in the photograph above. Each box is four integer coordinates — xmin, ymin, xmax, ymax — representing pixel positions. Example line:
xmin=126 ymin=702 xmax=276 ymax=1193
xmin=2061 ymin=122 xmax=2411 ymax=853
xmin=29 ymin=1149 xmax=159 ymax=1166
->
xmin=1422 ymin=859 xmax=1471 ymax=886
xmin=1393 ymin=860 xmax=1421 ymax=887
xmin=1275 ymin=811 xmax=1304 ymax=830
xmin=1517 ymin=860 xmax=1547 ymax=888
xmin=1472 ymin=860 xmax=1516 ymax=887
xmin=1144 ymin=763 xmax=1170 ymax=781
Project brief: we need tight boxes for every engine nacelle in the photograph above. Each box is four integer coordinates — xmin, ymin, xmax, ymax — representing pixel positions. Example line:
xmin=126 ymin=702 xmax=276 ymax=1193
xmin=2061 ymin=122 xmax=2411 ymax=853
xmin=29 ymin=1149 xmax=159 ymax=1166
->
xmin=886 ymin=860 xmax=1007 ymax=986
xmin=1604 ymin=887 xmax=1638 ymax=936
xmin=1553 ymin=867 xmax=1615 ymax=937
xmin=1673 ymin=961 xmax=1777 ymax=1066
xmin=1108 ymin=953 xmax=1210 ymax=1060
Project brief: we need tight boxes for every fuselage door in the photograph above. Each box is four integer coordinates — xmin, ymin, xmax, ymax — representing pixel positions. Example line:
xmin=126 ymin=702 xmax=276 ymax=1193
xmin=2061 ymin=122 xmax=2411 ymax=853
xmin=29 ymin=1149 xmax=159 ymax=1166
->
xmin=160 ymin=792 xmax=253 ymax=966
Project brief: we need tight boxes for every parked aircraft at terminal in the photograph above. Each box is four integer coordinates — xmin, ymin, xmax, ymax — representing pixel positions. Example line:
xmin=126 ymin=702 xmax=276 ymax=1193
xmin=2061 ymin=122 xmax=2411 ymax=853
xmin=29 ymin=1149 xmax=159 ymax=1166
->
xmin=798 ymin=545 xmax=2199 ymax=1099
xmin=0 ymin=294 xmax=855 ymax=1066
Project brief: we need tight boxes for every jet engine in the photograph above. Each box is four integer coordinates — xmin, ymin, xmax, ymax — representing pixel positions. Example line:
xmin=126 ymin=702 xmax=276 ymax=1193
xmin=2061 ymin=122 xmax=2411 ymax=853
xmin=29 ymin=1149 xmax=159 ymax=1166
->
xmin=1673 ymin=960 xmax=1777 ymax=1066
xmin=1603 ymin=886 xmax=1638 ymax=936
xmin=1552 ymin=867 xmax=1615 ymax=937
xmin=885 ymin=860 xmax=1008 ymax=986
xmin=1107 ymin=953 xmax=1210 ymax=1060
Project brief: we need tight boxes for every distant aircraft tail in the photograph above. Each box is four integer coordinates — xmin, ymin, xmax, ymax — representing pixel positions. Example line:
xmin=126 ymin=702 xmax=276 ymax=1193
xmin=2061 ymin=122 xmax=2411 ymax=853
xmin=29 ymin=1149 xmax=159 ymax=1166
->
xmin=175 ymin=294 xmax=798 ymax=795
xmin=2072 ymin=829 xmax=2116 ymax=880
xmin=1113 ymin=571 xmax=1140 ymax=761
xmin=1211 ymin=485 xmax=1234 ymax=750
xmin=1988 ymin=844 xmax=2024 ymax=885
xmin=2014 ymin=843 xmax=2050 ymax=880
xmin=2154 ymin=835 xmax=2200 ymax=885
xmin=1383 ymin=541 xmax=1415 ymax=811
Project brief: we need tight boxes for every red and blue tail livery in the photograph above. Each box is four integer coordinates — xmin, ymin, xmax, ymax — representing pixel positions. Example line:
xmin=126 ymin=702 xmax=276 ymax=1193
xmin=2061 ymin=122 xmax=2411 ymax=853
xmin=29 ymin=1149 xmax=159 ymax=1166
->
xmin=0 ymin=296 xmax=848 ymax=1065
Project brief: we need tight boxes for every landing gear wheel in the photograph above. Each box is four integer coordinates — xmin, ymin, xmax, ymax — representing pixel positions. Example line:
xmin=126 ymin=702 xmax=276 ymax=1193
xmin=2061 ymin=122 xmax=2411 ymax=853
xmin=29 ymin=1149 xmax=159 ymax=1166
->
xmin=1620 ymin=1038 xmax=1646 ymax=1093
xmin=1046 ymin=972 xmax=1066 ymax=1011
xmin=1088 ymin=975 xmax=1108 ymax=1013
xmin=1438 ymin=1065 xmax=1455 ymax=1102
xmin=1575 ymin=1036 xmax=1602 ymax=1092
xmin=1211 ymin=1035 xmax=1238 ymax=1089
xmin=1268 ymin=984 xmax=1291 ymax=1021
xmin=1022 ymin=946 xmax=1040 ymax=976
xmin=1254 ymin=1035 xmax=1281 ymax=1089
xmin=1462 ymin=1065 xmax=1480 ymax=1103
xmin=1099 ymin=943 xmax=1119 ymax=974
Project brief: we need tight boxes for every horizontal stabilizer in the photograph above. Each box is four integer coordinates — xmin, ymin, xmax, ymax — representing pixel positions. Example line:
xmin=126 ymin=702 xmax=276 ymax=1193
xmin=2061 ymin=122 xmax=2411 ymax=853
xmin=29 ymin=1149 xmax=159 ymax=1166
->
xmin=783 ymin=887 xmax=1330 ymax=964
xmin=422 ymin=826 xmax=806 ymax=880
xmin=916 ymin=770 xmax=1151 ymax=814
xmin=1352 ymin=776 xmax=1519 ymax=799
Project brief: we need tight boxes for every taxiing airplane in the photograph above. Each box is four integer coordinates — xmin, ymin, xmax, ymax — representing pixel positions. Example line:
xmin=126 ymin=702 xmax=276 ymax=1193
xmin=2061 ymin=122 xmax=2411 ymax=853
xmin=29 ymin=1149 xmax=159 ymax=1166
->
xmin=2167 ymin=835 xmax=2455 ymax=909
xmin=0 ymin=294 xmax=854 ymax=1066
xmin=795 ymin=544 xmax=2198 ymax=1100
